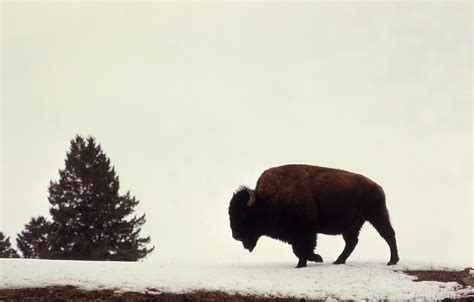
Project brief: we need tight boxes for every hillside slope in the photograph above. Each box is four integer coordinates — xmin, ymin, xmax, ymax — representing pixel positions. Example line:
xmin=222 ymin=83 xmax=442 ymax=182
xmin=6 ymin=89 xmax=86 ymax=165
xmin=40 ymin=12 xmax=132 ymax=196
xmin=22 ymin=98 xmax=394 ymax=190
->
xmin=0 ymin=259 xmax=472 ymax=300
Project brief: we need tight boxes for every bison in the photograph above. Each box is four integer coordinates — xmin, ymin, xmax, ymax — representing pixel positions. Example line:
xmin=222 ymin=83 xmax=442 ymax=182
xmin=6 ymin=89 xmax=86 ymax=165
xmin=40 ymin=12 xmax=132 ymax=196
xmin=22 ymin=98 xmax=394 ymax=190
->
xmin=228 ymin=164 xmax=399 ymax=268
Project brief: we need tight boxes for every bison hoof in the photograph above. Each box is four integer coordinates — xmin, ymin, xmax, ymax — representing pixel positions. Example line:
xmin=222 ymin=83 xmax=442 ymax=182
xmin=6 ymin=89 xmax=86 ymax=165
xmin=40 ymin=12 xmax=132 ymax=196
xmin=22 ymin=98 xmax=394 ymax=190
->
xmin=387 ymin=258 xmax=399 ymax=266
xmin=333 ymin=259 xmax=346 ymax=265
xmin=295 ymin=260 xmax=307 ymax=268
xmin=309 ymin=254 xmax=323 ymax=263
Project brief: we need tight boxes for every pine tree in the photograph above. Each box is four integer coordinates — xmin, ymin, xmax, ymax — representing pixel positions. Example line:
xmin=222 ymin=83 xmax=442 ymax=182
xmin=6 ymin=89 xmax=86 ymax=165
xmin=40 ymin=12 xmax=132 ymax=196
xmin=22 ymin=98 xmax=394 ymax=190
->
xmin=16 ymin=216 xmax=52 ymax=258
xmin=48 ymin=135 xmax=154 ymax=261
xmin=0 ymin=232 xmax=20 ymax=258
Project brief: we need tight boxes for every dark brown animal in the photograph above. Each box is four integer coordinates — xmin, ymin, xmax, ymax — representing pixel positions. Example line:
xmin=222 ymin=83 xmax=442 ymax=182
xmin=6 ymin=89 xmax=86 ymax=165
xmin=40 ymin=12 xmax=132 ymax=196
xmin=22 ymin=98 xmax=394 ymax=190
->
xmin=228 ymin=164 xmax=399 ymax=268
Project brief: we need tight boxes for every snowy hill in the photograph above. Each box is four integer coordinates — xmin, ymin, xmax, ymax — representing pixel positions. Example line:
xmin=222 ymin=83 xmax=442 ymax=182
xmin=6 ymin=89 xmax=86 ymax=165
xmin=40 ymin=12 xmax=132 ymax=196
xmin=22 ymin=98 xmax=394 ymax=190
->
xmin=0 ymin=259 xmax=472 ymax=300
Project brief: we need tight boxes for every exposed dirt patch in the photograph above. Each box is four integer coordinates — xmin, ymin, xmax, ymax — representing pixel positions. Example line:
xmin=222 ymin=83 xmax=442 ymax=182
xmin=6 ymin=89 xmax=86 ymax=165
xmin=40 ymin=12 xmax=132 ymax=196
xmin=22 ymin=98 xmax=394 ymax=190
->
xmin=0 ymin=286 xmax=318 ymax=302
xmin=403 ymin=267 xmax=474 ymax=287
xmin=403 ymin=267 xmax=474 ymax=302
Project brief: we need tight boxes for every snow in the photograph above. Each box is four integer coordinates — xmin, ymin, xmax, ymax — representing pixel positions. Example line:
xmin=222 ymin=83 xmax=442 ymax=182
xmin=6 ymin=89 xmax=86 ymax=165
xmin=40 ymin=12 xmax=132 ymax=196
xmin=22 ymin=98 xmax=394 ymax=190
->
xmin=0 ymin=259 xmax=472 ymax=300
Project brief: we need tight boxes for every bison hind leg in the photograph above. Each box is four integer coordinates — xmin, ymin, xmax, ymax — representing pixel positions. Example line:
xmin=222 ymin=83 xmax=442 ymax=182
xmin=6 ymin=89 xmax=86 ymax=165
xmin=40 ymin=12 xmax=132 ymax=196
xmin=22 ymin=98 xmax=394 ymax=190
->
xmin=334 ymin=221 xmax=364 ymax=265
xmin=367 ymin=208 xmax=399 ymax=265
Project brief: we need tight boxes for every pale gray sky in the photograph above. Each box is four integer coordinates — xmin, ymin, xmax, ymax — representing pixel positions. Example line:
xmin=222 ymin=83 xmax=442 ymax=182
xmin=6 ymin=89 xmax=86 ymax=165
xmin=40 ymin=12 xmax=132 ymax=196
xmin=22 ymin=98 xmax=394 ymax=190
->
xmin=1 ymin=2 xmax=472 ymax=265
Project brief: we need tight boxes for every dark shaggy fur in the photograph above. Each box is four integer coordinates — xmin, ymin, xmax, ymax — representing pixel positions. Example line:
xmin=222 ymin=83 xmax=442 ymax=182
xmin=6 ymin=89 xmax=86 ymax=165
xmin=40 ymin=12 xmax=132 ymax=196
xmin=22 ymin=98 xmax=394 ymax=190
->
xmin=228 ymin=164 xmax=399 ymax=268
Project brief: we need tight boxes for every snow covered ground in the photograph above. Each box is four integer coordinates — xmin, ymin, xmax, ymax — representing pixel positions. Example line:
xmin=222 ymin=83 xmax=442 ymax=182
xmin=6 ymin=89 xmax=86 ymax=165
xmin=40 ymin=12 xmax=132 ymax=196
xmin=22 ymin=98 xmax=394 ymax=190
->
xmin=0 ymin=259 xmax=472 ymax=300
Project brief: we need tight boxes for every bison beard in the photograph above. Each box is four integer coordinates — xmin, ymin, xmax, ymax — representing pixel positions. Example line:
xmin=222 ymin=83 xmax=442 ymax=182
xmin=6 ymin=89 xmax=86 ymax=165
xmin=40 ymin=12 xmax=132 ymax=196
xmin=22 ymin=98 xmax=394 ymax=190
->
xmin=228 ymin=164 xmax=400 ymax=268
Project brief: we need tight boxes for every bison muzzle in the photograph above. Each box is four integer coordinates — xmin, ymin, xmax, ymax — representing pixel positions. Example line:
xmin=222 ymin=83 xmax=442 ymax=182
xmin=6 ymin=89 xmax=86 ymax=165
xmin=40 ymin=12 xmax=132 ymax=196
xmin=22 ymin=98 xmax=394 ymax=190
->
xmin=228 ymin=164 xmax=399 ymax=268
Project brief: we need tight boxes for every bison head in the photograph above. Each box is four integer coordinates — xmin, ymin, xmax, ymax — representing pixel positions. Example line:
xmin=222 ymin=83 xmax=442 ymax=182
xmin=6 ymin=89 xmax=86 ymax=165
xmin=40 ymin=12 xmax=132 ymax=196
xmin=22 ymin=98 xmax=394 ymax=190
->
xmin=228 ymin=187 xmax=265 ymax=252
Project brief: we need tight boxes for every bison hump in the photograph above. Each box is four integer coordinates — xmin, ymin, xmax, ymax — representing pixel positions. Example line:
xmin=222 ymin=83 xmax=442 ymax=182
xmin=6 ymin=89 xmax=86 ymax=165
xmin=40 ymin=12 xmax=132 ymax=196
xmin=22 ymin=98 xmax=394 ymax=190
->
xmin=255 ymin=165 xmax=319 ymax=205
xmin=254 ymin=165 xmax=381 ymax=207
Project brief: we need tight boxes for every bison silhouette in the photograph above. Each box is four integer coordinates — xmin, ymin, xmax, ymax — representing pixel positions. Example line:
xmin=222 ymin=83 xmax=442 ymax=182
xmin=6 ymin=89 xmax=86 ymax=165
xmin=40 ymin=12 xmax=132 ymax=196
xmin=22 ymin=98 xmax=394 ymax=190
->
xmin=228 ymin=164 xmax=399 ymax=268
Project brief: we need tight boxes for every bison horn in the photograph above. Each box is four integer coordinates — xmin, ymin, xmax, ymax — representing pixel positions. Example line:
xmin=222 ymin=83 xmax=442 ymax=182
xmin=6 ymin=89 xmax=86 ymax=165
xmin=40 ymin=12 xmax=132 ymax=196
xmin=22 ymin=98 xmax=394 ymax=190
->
xmin=246 ymin=189 xmax=256 ymax=207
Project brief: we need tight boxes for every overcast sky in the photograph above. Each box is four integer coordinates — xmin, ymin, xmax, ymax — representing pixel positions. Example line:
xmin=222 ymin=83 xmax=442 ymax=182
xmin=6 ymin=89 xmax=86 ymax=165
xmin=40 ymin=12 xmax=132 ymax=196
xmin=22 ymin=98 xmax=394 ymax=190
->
xmin=1 ymin=2 xmax=472 ymax=265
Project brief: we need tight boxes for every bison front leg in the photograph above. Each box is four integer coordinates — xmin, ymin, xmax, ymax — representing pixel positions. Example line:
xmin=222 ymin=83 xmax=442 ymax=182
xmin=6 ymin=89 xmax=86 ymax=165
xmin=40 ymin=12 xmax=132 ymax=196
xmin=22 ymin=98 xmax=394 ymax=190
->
xmin=292 ymin=234 xmax=323 ymax=268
